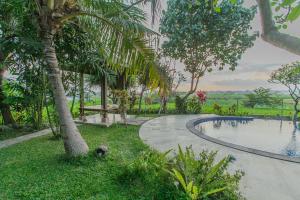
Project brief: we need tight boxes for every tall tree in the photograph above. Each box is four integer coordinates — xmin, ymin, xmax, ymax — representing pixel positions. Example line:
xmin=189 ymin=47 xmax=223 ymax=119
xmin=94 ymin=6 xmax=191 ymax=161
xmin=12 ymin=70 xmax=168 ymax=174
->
xmin=160 ymin=0 xmax=257 ymax=100
xmin=30 ymin=0 xmax=161 ymax=156
xmin=269 ymin=62 xmax=300 ymax=127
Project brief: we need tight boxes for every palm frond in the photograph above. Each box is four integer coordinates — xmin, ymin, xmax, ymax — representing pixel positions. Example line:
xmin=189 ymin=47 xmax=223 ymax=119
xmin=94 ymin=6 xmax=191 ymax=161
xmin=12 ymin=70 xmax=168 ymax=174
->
xmin=76 ymin=0 xmax=159 ymax=75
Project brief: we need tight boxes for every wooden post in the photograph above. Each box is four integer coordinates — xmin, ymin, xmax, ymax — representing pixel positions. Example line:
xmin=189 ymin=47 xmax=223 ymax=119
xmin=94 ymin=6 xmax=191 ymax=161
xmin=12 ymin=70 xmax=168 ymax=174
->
xmin=79 ymin=72 xmax=86 ymax=121
xmin=101 ymin=75 xmax=108 ymax=123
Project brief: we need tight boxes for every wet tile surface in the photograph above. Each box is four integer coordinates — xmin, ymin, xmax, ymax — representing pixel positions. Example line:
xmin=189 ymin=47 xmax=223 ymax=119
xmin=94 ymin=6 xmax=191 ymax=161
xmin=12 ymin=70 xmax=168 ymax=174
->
xmin=139 ymin=115 xmax=300 ymax=200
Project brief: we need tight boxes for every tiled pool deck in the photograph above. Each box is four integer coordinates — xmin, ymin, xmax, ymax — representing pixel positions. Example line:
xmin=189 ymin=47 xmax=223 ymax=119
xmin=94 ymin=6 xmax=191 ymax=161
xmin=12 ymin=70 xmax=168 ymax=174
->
xmin=139 ymin=115 xmax=300 ymax=200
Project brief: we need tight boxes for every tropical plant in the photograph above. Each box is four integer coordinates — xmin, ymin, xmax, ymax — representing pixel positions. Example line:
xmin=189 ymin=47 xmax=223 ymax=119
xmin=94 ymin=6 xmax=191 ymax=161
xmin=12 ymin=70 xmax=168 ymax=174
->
xmin=17 ymin=0 xmax=162 ymax=156
xmin=160 ymin=0 xmax=257 ymax=101
xmin=213 ymin=103 xmax=223 ymax=115
xmin=0 ymin=0 xmax=39 ymax=127
xmin=119 ymin=149 xmax=183 ymax=199
xmin=158 ymin=52 xmax=185 ymax=114
xmin=112 ymin=90 xmax=129 ymax=122
xmin=269 ymin=62 xmax=300 ymax=127
xmin=122 ymin=145 xmax=244 ymax=200
xmin=169 ymin=146 xmax=244 ymax=200
xmin=187 ymin=96 xmax=202 ymax=114
xmin=244 ymin=87 xmax=280 ymax=108
xmin=227 ymin=104 xmax=238 ymax=115
xmin=175 ymin=95 xmax=188 ymax=113
xmin=196 ymin=91 xmax=207 ymax=104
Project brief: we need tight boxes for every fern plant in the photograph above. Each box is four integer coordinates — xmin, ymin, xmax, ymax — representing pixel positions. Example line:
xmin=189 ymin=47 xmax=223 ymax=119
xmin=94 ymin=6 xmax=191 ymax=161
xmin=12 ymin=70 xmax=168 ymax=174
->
xmin=168 ymin=145 xmax=244 ymax=200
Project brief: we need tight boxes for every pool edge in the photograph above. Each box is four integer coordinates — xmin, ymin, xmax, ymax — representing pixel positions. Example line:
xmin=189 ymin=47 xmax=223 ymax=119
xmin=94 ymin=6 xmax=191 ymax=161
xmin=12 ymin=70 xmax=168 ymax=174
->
xmin=186 ymin=116 xmax=300 ymax=164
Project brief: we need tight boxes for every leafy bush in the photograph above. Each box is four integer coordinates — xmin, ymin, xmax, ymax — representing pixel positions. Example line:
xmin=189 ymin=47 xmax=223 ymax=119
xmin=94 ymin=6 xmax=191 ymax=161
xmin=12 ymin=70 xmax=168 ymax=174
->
xmin=144 ymin=96 xmax=153 ymax=105
xmin=120 ymin=146 xmax=244 ymax=200
xmin=175 ymin=96 xmax=188 ymax=113
xmin=243 ymin=87 xmax=281 ymax=108
xmin=187 ymin=96 xmax=202 ymax=114
xmin=119 ymin=150 xmax=186 ymax=199
xmin=169 ymin=146 xmax=244 ymax=200
xmin=213 ymin=103 xmax=223 ymax=115
xmin=227 ymin=104 xmax=237 ymax=115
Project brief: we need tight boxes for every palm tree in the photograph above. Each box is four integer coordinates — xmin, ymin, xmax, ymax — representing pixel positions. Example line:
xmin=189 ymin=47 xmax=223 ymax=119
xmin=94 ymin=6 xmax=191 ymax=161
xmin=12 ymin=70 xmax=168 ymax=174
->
xmin=30 ymin=0 xmax=160 ymax=156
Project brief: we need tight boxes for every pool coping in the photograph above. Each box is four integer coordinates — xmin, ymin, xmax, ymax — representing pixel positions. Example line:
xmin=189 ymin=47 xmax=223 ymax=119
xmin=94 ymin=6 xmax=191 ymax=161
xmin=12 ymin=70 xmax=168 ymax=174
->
xmin=186 ymin=116 xmax=300 ymax=163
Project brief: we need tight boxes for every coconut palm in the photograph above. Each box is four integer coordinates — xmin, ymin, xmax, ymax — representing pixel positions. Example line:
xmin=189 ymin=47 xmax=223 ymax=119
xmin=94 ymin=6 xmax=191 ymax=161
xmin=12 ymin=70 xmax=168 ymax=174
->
xmin=27 ymin=0 xmax=161 ymax=157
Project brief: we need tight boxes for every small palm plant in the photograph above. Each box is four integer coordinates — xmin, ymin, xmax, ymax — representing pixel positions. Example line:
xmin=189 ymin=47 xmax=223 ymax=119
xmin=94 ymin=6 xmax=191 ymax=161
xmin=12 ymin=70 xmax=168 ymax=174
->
xmin=122 ymin=145 xmax=244 ymax=200
xmin=168 ymin=145 xmax=244 ymax=200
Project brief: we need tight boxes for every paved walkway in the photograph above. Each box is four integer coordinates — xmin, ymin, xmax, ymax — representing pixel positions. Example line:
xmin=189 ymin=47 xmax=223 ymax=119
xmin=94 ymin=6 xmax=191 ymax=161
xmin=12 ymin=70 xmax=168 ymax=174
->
xmin=75 ymin=114 xmax=151 ymax=126
xmin=139 ymin=115 xmax=300 ymax=200
xmin=0 ymin=128 xmax=51 ymax=149
xmin=0 ymin=114 xmax=150 ymax=150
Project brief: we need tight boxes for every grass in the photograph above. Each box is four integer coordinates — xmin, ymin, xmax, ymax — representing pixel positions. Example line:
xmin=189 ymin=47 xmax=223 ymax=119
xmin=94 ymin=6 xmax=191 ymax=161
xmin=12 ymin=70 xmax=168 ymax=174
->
xmin=0 ymin=128 xmax=35 ymax=141
xmin=132 ymin=93 xmax=296 ymax=119
xmin=0 ymin=124 xmax=158 ymax=200
xmin=1 ymin=92 xmax=295 ymax=141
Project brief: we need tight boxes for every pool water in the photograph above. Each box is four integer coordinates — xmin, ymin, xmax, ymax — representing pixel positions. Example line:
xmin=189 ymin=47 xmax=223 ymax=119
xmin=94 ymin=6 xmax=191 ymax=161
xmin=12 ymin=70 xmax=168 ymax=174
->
xmin=196 ymin=119 xmax=300 ymax=157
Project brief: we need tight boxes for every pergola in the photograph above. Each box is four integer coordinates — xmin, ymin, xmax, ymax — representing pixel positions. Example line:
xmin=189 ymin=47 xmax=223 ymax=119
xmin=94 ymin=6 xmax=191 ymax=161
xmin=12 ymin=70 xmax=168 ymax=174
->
xmin=62 ymin=65 xmax=118 ymax=124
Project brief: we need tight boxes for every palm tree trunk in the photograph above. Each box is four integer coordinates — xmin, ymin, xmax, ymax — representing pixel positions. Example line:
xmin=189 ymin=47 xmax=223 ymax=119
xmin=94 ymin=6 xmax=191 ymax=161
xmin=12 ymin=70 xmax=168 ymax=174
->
xmin=42 ymin=32 xmax=89 ymax=157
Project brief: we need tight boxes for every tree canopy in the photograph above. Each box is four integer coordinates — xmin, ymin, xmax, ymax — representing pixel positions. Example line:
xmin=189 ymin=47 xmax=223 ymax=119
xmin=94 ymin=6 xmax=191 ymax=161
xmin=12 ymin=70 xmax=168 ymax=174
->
xmin=269 ymin=62 xmax=300 ymax=125
xmin=160 ymin=0 xmax=257 ymax=98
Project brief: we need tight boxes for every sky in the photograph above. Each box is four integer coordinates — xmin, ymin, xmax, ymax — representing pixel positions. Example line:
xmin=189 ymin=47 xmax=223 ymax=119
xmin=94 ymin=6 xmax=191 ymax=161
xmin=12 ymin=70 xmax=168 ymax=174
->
xmin=145 ymin=0 xmax=300 ymax=92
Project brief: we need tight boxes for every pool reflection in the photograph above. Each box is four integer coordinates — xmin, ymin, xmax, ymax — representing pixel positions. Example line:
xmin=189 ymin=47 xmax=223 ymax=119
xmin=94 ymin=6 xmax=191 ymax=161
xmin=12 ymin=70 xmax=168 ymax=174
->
xmin=196 ymin=119 xmax=300 ymax=158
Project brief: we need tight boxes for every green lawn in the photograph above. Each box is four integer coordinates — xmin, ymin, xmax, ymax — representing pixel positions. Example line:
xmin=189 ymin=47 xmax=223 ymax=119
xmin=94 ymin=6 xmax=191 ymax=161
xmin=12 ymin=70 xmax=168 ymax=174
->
xmin=0 ymin=127 xmax=37 ymax=141
xmin=0 ymin=124 xmax=164 ymax=200
xmin=133 ymin=101 xmax=295 ymax=118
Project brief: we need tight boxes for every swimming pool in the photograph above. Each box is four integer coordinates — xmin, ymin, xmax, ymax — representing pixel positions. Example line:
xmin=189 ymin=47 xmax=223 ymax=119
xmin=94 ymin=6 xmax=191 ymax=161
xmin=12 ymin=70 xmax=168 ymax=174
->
xmin=187 ymin=116 xmax=300 ymax=161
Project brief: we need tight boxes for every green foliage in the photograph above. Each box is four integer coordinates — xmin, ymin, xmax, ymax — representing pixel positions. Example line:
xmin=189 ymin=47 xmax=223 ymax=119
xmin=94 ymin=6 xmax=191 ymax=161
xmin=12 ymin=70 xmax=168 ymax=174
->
xmin=269 ymin=62 xmax=300 ymax=122
xmin=122 ymin=145 xmax=244 ymax=200
xmin=169 ymin=146 xmax=244 ymax=200
xmin=0 ymin=126 xmax=33 ymax=141
xmin=213 ymin=103 xmax=223 ymax=115
xmin=160 ymin=0 xmax=257 ymax=75
xmin=1 ymin=125 xmax=181 ymax=199
xmin=187 ymin=96 xmax=202 ymax=114
xmin=175 ymin=96 xmax=188 ymax=113
xmin=243 ymin=87 xmax=281 ymax=108
xmin=227 ymin=104 xmax=237 ymax=115
xmin=119 ymin=150 xmax=184 ymax=199
xmin=112 ymin=90 xmax=129 ymax=111
xmin=269 ymin=62 xmax=300 ymax=87
xmin=4 ymin=65 xmax=47 ymax=129
xmin=272 ymin=0 xmax=300 ymax=22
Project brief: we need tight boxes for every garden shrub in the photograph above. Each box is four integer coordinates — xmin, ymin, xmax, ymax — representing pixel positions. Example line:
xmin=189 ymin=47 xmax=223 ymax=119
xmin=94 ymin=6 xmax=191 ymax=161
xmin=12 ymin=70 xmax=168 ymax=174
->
xmin=227 ymin=104 xmax=237 ymax=115
xmin=175 ymin=96 xmax=188 ymax=113
xmin=112 ymin=90 xmax=129 ymax=121
xmin=170 ymin=146 xmax=244 ymax=200
xmin=187 ymin=96 xmax=202 ymax=114
xmin=120 ymin=146 xmax=244 ymax=200
xmin=243 ymin=87 xmax=281 ymax=108
xmin=213 ymin=103 xmax=223 ymax=115
xmin=119 ymin=150 xmax=186 ymax=199
xmin=144 ymin=96 xmax=153 ymax=105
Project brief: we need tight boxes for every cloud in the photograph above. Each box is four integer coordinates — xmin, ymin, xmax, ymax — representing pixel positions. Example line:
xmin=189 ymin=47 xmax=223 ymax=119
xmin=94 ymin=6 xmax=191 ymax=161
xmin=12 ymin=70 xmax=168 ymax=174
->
xmin=213 ymin=79 xmax=268 ymax=88
xmin=145 ymin=1 xmax=300 ymax=91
